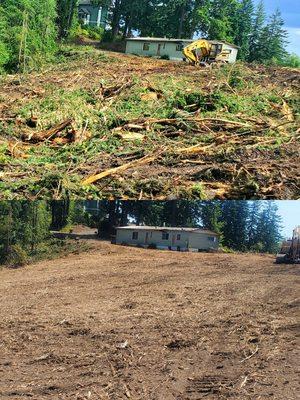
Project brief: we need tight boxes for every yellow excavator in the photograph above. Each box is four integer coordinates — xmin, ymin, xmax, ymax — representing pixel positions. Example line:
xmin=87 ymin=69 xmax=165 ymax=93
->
xmin=183 ymin=39 xmax=232 ymax=66
xmin=276 ymin=226 xmax=300 ymax=264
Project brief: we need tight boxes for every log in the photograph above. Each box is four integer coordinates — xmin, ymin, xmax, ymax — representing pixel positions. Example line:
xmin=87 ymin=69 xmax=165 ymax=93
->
xmin=22 ymin=118 xmax=74 ymax=143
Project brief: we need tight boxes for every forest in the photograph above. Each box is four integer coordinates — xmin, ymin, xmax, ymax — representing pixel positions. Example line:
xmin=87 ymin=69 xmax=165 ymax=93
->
xmin=0 ymin=0 xmax=299 ymax=74
xmin=0 ymin=200 xmax=283 ymax=266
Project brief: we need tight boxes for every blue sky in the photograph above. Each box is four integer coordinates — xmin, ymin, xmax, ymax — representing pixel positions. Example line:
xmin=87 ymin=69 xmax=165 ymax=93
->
xmin=275 ymin=201 xmax=300 ymax=238
xmin=255 ymin=0 xmax=300 ymax=55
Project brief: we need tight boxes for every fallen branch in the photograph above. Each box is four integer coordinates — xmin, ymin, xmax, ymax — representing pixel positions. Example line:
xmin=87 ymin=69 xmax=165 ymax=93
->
xmin=21 ymin=118 xmax=75 ymax=143
xmin=240 ymin=346 xmax=259 ymax=363
xmin=99 ymin=80 xmax=134 ymax=99
xmin=82 ymin=154 xmax=156 ymax=185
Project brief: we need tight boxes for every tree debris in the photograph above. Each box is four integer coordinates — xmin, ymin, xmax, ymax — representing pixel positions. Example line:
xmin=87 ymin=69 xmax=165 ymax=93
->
xmin=21 ymin=118 xmax=76 ymax=144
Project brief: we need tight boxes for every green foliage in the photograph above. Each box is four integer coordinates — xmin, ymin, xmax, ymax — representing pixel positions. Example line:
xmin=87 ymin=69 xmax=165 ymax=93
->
xmin=248 ymin=4 xmax=288 ymax=64
xmin=0 ymin=0 xmax=57 ymax=72
xmin=5 ymin=244 xmax=28 ymax=268
xmin=57 ymin=0 xmax=78 ymax=39
xmin=71 ymin=25 xmax=105 ymax=41
xmin=281 ymin=53 xmax=300 ymax=68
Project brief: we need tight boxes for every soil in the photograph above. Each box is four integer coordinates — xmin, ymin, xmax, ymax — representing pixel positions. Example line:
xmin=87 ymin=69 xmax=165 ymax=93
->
xmin=0 ymin=240 xmax=299 ymax=399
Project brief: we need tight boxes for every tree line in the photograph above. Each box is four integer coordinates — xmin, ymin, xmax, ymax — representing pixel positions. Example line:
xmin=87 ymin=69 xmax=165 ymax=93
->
xmin=0 ymin=200 xmax=283 ymax=265
xmin=0 ymin=0 xmax=298 ymax=73
xmin=95 ymin=200 xmax=282 ymax=253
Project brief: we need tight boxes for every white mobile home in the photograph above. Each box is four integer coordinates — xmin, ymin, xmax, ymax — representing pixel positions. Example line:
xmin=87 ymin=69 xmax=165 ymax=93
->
xmin=126 ymin=37 xmax=193 ymax=61
xmin=115 ymin=226 xmax=219 ymax=252
xmin=125 ymin=37 xmax=239 ymax=63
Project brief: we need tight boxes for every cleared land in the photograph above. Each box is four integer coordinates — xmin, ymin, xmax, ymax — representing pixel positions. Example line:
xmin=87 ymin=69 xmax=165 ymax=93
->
xmin=0 ymin=46 xmax=299 ymax=199
xmin=0 ymin=241 xmax=299 ymax=399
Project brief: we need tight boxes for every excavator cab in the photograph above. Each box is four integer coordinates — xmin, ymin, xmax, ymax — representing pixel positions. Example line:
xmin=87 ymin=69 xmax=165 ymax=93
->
xmin=276 ymin=226 xmax=300 ymax=264
xmin=209 ymin=43 xmax=223 ymax=59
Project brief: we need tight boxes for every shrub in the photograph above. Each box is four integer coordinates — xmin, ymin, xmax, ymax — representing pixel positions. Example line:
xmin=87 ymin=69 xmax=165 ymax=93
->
xmin=0 ymin=0 xmax=57 ymax=72
xmin=220 ymin=246 xmax=235 ymax=254
xmin=148 ymin=243 xmax=157 ymax=249
xmin=281 ymin=53 xmax=300 ymax=68
xmin=71 ymin=25 xmax=104 ymax=41
xmin=5 ymin=245 xmax=28 ymax=268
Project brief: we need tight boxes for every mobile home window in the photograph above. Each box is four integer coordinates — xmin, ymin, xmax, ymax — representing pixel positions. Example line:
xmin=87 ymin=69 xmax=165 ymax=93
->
xmin=162 ymin=232 xmax=169 ymax=240
xmin=143 ymin=43 xmax=150 ymax=51
xmin=176 ymin=234 xmax=181 ymax=240
xmin=132 ymin=232 xmax=138 ymax=240
xmin=207 ymin=236 xmax=216 ymax=242
xmin=176 ymin=44 xmax=184 ymax=51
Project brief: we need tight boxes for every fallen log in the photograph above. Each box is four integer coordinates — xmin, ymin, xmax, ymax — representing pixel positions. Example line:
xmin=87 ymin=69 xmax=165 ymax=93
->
xmin=21 ymin=118 xmax=74 ymax=143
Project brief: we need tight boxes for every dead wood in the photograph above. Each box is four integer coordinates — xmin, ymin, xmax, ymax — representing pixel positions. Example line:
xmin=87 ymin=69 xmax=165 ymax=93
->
xmin=98 ymin=80 xmax=134 ymax=100
xmin=21 ymin=118 xmax=75 ymax=143
xmin=82 ymin=155 xmax=156 ymax=185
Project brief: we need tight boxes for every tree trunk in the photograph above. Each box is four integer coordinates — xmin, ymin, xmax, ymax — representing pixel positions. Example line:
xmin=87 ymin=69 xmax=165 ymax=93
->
xmin=178 ymin=2 xmax=187 ymax=38
xmin=111 ymin=0 xmax=122 ymax=38
xmin=51 ymin=200 xmax=70 ymax=230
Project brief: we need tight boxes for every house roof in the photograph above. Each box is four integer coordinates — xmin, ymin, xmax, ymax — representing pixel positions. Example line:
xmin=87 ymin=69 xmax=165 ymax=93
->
xmin=78 ymin=0 xmax=92 ymax=5
xmin=117 ymin=226 xmax=219 ymax=235
xmin=78 ymin=7 xmax=90 ymax=15
xmin=126 ymin=37 xmax=193 ymax=43
xmin=209 ymin=40 xmax=240 ymax=49
xmin=126 ymin=37 xmax=239 ymax=49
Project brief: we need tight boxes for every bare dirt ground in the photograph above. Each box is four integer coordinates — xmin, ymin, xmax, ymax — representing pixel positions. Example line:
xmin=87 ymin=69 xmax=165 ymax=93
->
xmin=0 ymin=241 xmax=299 ymax=399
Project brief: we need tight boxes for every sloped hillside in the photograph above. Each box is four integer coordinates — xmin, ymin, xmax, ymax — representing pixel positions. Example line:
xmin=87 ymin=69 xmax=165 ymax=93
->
xmin=0 ymin=46 xmax=299 ymax=199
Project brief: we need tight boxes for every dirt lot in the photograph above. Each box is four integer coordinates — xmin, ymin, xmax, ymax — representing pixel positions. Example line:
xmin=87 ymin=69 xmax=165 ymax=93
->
xmin=0 ymin=241 xmax=299 ymax=399
xmin=0 ymin=47 xmax=299 ymax=199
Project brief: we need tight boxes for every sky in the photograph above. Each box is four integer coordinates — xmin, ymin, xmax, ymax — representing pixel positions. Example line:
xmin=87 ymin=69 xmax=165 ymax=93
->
xmin=255 ymin=0 xmax=300 ymax=55
xmin=275 ymin=201 xmax=300 ymax=238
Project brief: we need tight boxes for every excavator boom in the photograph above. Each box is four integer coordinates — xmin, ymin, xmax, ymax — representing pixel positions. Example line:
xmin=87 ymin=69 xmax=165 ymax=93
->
xmin=183 ymin=39 xmax=212 ymax=65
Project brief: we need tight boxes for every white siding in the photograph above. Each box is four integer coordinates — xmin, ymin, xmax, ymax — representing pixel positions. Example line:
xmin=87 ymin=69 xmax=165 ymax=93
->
xmin=188 ymin=233 xmax=219 ymax=251
xmin=125 ymin=41 xmax=189 ymax=60
xmin=221 ymin=44 xmax=238 ymax=63
xmin=116 ymin=229 xmax=219 ymax=251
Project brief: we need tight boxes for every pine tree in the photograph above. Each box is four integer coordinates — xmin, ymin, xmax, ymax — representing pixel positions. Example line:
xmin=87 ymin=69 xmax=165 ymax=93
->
xmin=247 ymin=201 xmax=262 ymax=250
xmin=248 ymin=0 xmax=265 ymax=62
xmin=235 ymin=0 xmax=254 ymax=60
xmin=206 ymin=0 xmax=240 ymax=42
xmin=221 ymin=201 xmax=249 ymax=251
xmin=256 ymin=202 xmax=282 ymax=253
xmin=262 ymin=9 xmax=288 ymax=63
xmin=200 ymin=201 xmax=223 ymax=234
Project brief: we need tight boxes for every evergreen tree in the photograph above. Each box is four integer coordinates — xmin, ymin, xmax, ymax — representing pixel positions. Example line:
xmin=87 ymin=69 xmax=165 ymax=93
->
xmin=200 ymin=201 xmax=223 ymax=234
xmin=235 ymin=0 xmax=254 ymax=60
xmin=221 ymin=201 xmax=249 ymax=250
xmin=247 ymin=201 xmax=262 ymax=250
xmin=57 ymin=0 xmax=77 ymax=39
xmin=248 ymin=0 xmax=265 ymax=62
xmin=256 ymin=202 xmax=282 ymax=253
xmin=206 ymin=0 xmax=240 ymax=42
xmin=261 ymin=9 xmax=288 ymax=63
